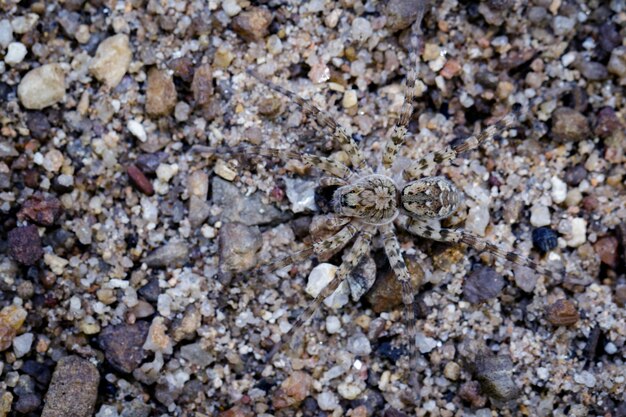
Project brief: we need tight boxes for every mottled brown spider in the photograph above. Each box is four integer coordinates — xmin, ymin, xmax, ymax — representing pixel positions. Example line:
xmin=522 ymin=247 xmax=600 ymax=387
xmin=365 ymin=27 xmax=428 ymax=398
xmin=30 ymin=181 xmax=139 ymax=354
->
xmin=195 ymin=28 xmax=559 ymax=396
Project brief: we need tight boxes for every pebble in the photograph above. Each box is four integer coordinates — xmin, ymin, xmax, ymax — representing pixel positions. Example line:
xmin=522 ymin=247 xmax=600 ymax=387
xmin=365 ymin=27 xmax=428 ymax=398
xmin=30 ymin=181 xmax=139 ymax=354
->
xmin=127 ymin=120 xmax=147 ymax=142
xmin=98 ymin=321 xmax=149 ymax=373
xmin=89 ymin=34 xmax=132 ymax=88
xmin=553 ymin=15 xmax=575 ymax=36
xmin=284 ymin=178 xmax=317 ymax=213
xmin=325 ymin=316 xmax=341 ymax=334
xmin=463 ymin=267 xmax=505 ymax=303
xmin=532 ymin=227 xmax=558 ymax=253
xmin=550 ymin=177 xmax=567 ymax=204
xmin=465 ymin=205 xmax=490 ymax=236
xmin=384 ymin=0 xmax=425 ymax=31
xmin=222 ymin=0 xmax=242 ymax=17
xmin=415 ymin=332 xmax=438 ymax=353
xmin=11 ymin=14 xmax=39 ymax=34
xmin=231 ymin=7 xmax=272 ymax=42
xmin=351 ymin=17 xmax=372 ymax=42
xmin=191 ymin=63 xmax=213 ymax=107
xmin=41 ymin=356 xmax=99 ymax=417
xmin=214 ymin=159 xmax=237 ymax=181
xmin=272 ymin=371 xmax=313 ymax=409
xmin=366 ymin=255 xmax=423 ymax=312
xmin=212 ymin=177 xmax=288 ymax=226
xmin=174 ymin=101 xmax=190 ymax=121
xmin=545 ymin=299 xmax=579 ymax=326
xmin=4 ymin=42 xmax=26 ymax=65
xmin=594 ymin=107 xmax=622 ymax=139
xmin=218 ymin=223 xmax=262 ymax=274
xmin=564 ymin=164 xmax=587 ymax=186
xmin=155 ymin=163 xmax=178 ymax=183
xmin=18 ymin=64 xmax=66 ymax=110
xmin=146 ymin=68 xmax=177 ymax=117
xmin=143 ymin=241 xmax=189 ymax=267
xmin=337 ymin=382 xmax=363 ymax=400
xmin=458 ymin=381 xmax=487 ymax=408
xmin=12 ymin=332 xmax=33 ymax=358
xmin=593 ymin=236 xmax=618 ymax=268
xmin=473 ymin=354 xmax=519 ymax=401
xmin=579 ymin=61 xmax=608 ymax=81
xmin=306 ymin=263 xmax=350 ymax=309
xmin=607 ymin=47 xmax=626 ymax=78
xmin=18 ymin=195 xmax=62 ymax=226
xmin=530 ymin=203 xmax=551 ymax=227
xmin=444 ymin=361 xmax=461 ymax=381
xmin=127 ymin=165 xmax=154 ymax=196
xmin=143 ymin=316 xmax=173 ymax=354
xmin=566 ymin=218 xmax=587 ymax=247
xmin=0 ymin=305 xmax=27 ymax=351
xmin=8 ymin=225 xmax=43 ymax=266
xmin=347 ymin=332 xmax=371 ymax=356
xmin=317 ymin=391 xmax=339 ymax=411
xmin=0 ymin=19 xmax=12 ymax=48
xmin=574 ymin=371 xmax=596 ymax=388
xmin=551 ymin=107 xmax=590 ymax=142
xmin=342 ymin=89 xmax=357 ymax=108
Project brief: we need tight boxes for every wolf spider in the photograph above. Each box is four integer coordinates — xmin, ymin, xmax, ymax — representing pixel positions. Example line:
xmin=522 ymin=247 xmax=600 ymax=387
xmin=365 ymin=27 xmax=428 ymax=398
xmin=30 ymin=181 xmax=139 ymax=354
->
xmin=195 ymin=37 xmax=559 ymax=394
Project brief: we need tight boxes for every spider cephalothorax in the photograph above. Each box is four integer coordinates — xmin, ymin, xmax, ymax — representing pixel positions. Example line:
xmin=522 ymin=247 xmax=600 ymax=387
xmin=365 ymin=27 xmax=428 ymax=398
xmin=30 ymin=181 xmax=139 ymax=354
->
xmin=333 ymin=174 xmax=398 ymax=225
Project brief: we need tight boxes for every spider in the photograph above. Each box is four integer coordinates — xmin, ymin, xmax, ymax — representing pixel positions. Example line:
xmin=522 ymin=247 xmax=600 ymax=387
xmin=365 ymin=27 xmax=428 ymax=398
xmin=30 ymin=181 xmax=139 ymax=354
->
xmin=195 ymin=31 xmax=559 ymax=396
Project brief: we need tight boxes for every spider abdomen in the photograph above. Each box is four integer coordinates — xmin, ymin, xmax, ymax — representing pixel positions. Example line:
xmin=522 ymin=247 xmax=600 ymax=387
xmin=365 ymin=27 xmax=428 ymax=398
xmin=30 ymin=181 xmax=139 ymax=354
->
xmin=401 ymin=176 xmax=460 ymax=219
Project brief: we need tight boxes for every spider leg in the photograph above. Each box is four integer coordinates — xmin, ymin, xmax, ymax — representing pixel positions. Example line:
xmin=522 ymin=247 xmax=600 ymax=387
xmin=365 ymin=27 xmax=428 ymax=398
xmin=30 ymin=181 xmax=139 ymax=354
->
xmin=192 ymin=145 xmax=354 ymax=180
xmin=401 ymin=217 xmax=560 ymax=282
xmin=380 ymin=223 xmax=420 ymax=392
xmin=261 ymin=221 xmax=357 ymax=274
xmin=402 ymin=109 xmax=519 ymax=181
xmin=246 ymin=69 xmax=370 ymax=173
xmin=266 ymin=224 xmax=373 ymax=361
xmin=319 ymin=176 xmax=348 ymax=188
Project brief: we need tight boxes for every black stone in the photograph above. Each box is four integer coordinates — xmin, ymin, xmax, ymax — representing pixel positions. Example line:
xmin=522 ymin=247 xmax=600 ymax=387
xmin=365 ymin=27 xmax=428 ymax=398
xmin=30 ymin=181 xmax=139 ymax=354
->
xmin=532 ymin=227 xmax=558 ymax=253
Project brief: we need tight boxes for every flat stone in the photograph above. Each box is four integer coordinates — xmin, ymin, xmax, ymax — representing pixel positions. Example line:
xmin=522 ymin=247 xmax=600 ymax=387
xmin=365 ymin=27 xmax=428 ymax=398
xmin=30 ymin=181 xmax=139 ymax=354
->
xmin=18 ymin=64 xmax=65 ymax=110
xmin=89 ymin=34 xmax=132 ymax=88
xmin=145 ymin=68 xmax=177 ymax=117
xmin=231 ymin=7 xmax=272 ymax=42
xmin=41 ymin=356 xmax=99 ymax=417
xmin=142 ymin=241 xmax=189 ymax=267
xmin=218 ymin=223 xmax=262 ymax=275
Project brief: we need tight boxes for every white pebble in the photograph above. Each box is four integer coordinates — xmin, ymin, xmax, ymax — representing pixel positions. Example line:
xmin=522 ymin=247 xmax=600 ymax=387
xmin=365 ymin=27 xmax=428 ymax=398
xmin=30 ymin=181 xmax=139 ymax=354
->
xmin=342 ymin=89 xmax=357 ymax=108
xmin=43 ymin=149 xmax=64 ymax=172
xmin=222 ymin=0 xmax=242 ymax=17
xmin=351 ymin=17 xmax=372 ymax=42
xmin=317 ymin=391 xmax=339 ymax=411
xmin=4 ymin=42 xmax=26 ymax=65
xmin=566 ymin=217 xmax=587 ymax=247
xmin=325 ymin=316 xmax=341 ymax=334
xmin=306 ymin=263 xmax=350 ymax=309
xmin=214 ymin=159 xmax=237 ymax=181
xmin=337 ymin=382 xmax=363 ymax=400
xmin=574 ymin=370 xmax=596 ymax=388
xmin=18 ymin=64 xmax=66 ymax=110
xmin=285 ymin=177 xmax=317 ymax=213
xmin=415 ymin=332 xmax=438 ymax=353
xmin=465 ymin=205 xmax=489 ymax=236
xmin=156 ymin=163 xmax=179 ymax=183
xmin=550 ymin=176 xmax=567 ymax=204
xmin=127 ymin=120 xmax=147 ymax=142
xmin=12 ymin=333 xmax=33 ymax=358
xmin=347 ymin=332 xmax=371 ymax=355
xmin=11 ymin=14 xmax=39 ymax=34
xmin=604 ymin=342 xmax=617 ymax=355
xmin=530 ymin=203 xmax=551 ymax=227
xmin=0 ymin=19 xmax=13 ymax=49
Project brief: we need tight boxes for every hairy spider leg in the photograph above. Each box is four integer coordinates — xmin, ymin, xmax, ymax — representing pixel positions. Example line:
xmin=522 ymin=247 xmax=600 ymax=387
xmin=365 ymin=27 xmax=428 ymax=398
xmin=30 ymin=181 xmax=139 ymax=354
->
xmin=401 ymin=217 xmax=560 ymax=282
xmin=381 ymin=223 xmax=420 ymax=393
xmin=192 ymin=145 xmax=354 ymax=180
xmin=266 ymin=225 xmax=374 ymax=361
xmin=402 ymin=110 xmax=519 ymax=181
xmin=247 ymin=69 xmax=370 ymax=173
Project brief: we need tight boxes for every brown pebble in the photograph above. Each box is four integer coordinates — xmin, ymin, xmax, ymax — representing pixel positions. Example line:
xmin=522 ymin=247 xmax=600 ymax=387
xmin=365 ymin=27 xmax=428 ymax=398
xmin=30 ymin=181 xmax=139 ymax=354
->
xmin=614 ymin=285 xmax=626 ymax=307
xmin=41 ymin=356 xmax=99 ymax=417
xmin=0 ymin=325 xmax=17 ymax=352
xmin=218 ymin=406 xmax=253 ymax=417
xmin=22 ymin=168 xmax=40 ymax=189
xmin=581 ymin=195 xmax=598 ymax=212
xmin=18 ymin=195 xmax=62 ymax=226
xmin=366 ymin=255 xmax=424 ymax=313
xmin=98 ymin=321 xmax=150 ymax=373
xmin=145 ymin=68 xmax=177 ymax=117
xmin=458 ymin=381 xmax=487 ymax=408
xmin=545 ymin=298 xmax=579 ymax=326
xmin=127 ymin=164 xmax=154 ymax=196
xmin=440 ymin=59 xmax=461 ymax=79
xmin=551 ymin=107 xmax=590 ymax=142
xmin=257 ymin=97 xmax=282 ymax=117
xmin=169 ymin=57 xmax=195 ymax=83
xmin=272 ymin=371 xmax=313 ymax=409
xmin=594 ymin=107 xmax=622 ymax=138
xmin=191 ymin=63 xmax=213 ymax=108
xmin=594 ymin=236 xmax=619 ymax=268
xmin=383 ymin=409 xmax=410 ymax=417
xmin=231 ymin=7 xmax=273 ymax=42
xmin=8 ymin=225 xmax=43 ymax=266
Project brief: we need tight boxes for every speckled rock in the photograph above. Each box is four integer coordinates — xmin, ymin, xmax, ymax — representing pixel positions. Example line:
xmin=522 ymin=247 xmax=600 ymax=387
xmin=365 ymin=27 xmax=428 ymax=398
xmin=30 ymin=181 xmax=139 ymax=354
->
xmin=384 ymin=0 xmax=426 ymax=32
xmin=89 ymin=34 xmax=132 ymax=88
xmin=545 ymin=299 xmax=579 ymax=327
xmin=18 ymin=195 xmax=62 ymax=226
xmin=18 ymin=64 xmax=65 ymax=109
xmin=473 ymin=354 xmax=519 ymax=401
xmin=142 ymin=240 xmax=189 ymax=267
xmin=8 ymin=225 xmax=43 ymax=266
xmin=551 ymin=107 xmax=590 ymax=142
xmin=191 ymin=63 xmax=213 ymax=108
xmin=98 ymin=321 xmax=150 ymax=373
xmin=0 ymin=305 xmax=27 ymax=351
xmin=594 ymin=236 xmax=618 ymax=268
xmin=145 ymin=68 xmax=177 ymax=117
xmin=231 ymin=7 xmax=272 ymax=42
xmin=41 ymin=356 xmax=99 ymax=417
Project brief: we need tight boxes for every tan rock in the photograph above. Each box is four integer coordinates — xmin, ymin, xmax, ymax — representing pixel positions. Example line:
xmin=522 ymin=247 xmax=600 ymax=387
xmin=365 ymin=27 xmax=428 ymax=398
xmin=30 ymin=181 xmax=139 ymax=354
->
xmin=89 ymin=34 xmax=132 ymax=88
xmin=146 ymin=68 xmax=177 ymax=117
xmin=18 ymin=64 xmax=65 ymax=109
